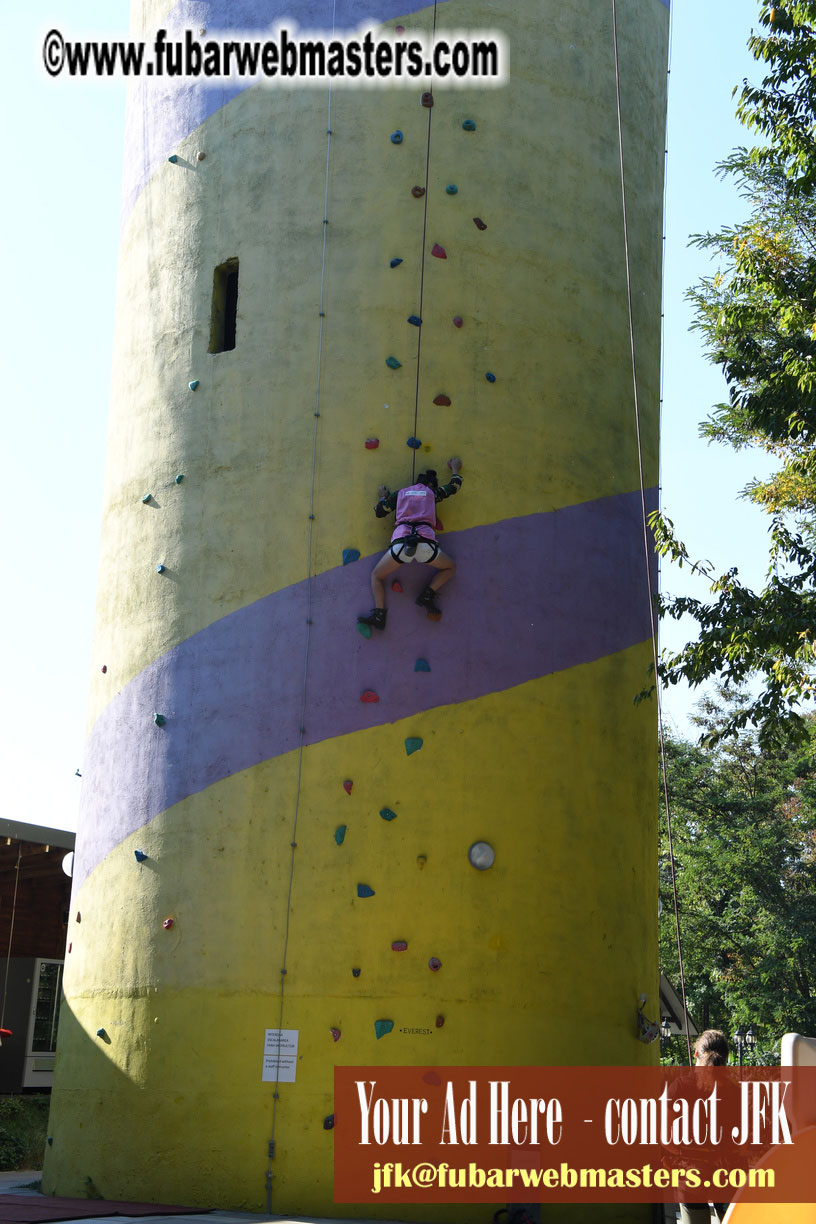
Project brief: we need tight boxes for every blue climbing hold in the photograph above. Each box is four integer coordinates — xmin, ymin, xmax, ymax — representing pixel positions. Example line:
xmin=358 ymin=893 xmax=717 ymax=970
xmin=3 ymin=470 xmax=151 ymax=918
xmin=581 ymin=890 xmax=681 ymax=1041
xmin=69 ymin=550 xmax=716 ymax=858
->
xmin=485 ymin=371 xmax=496 ymax=382
xmin=134 ymin=849 xmax=148 ymax=862
xmin=96 ymin=1028 xmax=108 ymax=1039
xmin=405 ymin=737 xmax=423 ymax=755
xmin=335 ymin=825 xmax=347 ymax=845
xmin=189 ymin=380 xmax=199 ymax=391
xmin=462 ymin=119 xmax=476 ymax=131
xmin=175 ymin=473 xmax=184 ymax=484
xmin=343 ymin=548 xmax=361 ymax=565
xmin=357 ymin=884 xmax=375 ymax=898
xmin=390 ymin=258 xmax=403 ymax=268
xmin=407 ymin=315 xmax=422 ymax=327
xmin=407 ymin=437 xmax=422 ymax=449
xmin=375 ymin=1019 xmax=394 ymax=1039
xmin=446 ymin=184 xmax=458 ymax=195
xmin=391 ymin=130 xmax=403 ymax=144
xmin=379 ymin=807 xmax=397 ymax=822
xmin=414 ymin=658 xmax=431 ymax=672
xmin=154 ymin=713 xmax=167 ymax=727
xmin=352 ymin=967 xmax=361 ymax=977
xmin=386 ymin=356 xmax=402 ymax=369
xmin=156 ymin=563 xmax=166 ymax=573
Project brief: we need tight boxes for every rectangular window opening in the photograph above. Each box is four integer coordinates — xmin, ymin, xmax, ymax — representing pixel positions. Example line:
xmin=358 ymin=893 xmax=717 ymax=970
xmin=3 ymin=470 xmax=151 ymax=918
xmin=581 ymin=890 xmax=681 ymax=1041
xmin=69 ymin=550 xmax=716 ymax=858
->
xmin=209 ymin=257 xmax=239 ymax=353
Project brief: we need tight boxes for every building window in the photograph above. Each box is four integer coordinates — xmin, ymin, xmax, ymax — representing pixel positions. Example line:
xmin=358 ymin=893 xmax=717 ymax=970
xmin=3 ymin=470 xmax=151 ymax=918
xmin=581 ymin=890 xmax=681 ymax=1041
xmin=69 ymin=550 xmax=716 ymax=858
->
xmin=209 ymin=258 xmax=239 ymax=352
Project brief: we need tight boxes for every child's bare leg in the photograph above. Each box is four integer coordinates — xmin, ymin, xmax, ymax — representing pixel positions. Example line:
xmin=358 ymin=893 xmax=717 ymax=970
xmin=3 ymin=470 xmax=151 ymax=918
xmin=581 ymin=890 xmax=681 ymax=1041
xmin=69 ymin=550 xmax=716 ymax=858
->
xmin=370 ymin=551 xmax=401 ymax=608
xmin=427 ymin=550 xmax=456 ymax=592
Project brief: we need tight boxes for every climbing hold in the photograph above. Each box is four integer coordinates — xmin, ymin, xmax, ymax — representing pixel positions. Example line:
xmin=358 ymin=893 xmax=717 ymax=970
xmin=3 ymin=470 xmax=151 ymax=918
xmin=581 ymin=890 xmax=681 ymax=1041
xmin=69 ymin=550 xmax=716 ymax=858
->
xmin=433 ymin=394 xmax=451 ymax=406
xmin=156 ymin=563 xmax=166 ymax=573
xmin=352 ymin=968 xmax=361 ymax=977
xmin=374 ymin=1019 xmax=394 ymax=1039
xmin=420 ymin=91 xmax=434 ymax=107
xmin=445 ymin=184 xmax=458 ymax=195
xmin=385 ymin=356 xmax=402 ymax=369
xmin=428 ymin=957 xmax=442 ymax=972
xmin=75 ymin=769 xmax=82 ymax=777
xmin=343 ymin=779 xmax=353 ymax=795
xmin=431 ymin=243 xmax=447 ymax=259
xmin=365 ymin=437 xmax=379 ymax=449
xmin=342 ymin=548 xmax=361 ymax=565
xmin=101 ymin=665 xmax=107 ymax=673
xmin=357 ymin=884 xmax=375 ymax=898
xmin=473 ymin=217 xmax=487 ymax=230
xmin=175 ymin=473 xmax=184 ymax=484
xmin=407 ymin=437 xmax=421 ymax=450
xmin=417 ymin=855 xmax=427 ymax=869
xmin=167 ymin=154 xmax=179 ymax=163
xmin=188 ymin=379 xmax=199 ymax=390
xmin=395 ymin=24 xmax=405 ymax=32
xmin=462 ymin=119 xmax=476 ymax=131
xmin=96 ymin=1028 xmax=108 ymax=1039
xmin=436 ymin=1015 xmax=445 ymax=1027
xmin=153 ymin=713 xmax=167 ymax=726
xmin=330 ymin=1028 xmax=341 ymax=1043
xmin=452 ymin=316 xmax=463 ymax=328
xmin=141 ymin=493 xmax=152 ymax=504
xmin=162 ymin=917 xmax=174 ymax=929
xmin=360 ymin=690 xmax=379 ymax=703
xmin=323 ymin=1115 xmax=335 ymax=1130
xmin=134 ymin=849 xmax=148 ymax=863
xmin=334 ymin=826 xmax=347 ymax=845
xmin=390 ymin=258 xmax=403 ymax=268
xmin=356 ymin=622 xmax=372 ymax=639
xmin=407 ymin=315 xmax=422 ymax=327
xmin=197 ymin=151 xmax=205 ymax=161
xmin=485 ymin=371 xmax=496 ymax=382
xmin=392 ymin=580 xmax=403 ymax=593
xmin=423 ymin=1070 xmax=441 ymax=1085
xmin=379 ymin=807 xmax=397 ymax=822
xmin=392 ymin=940 xmax=408 ymax=952
xmin=414 ymin=658 xmax=431 ymax=672
xmin=405 ymin=737 xmax=423 ymax=755
xmin=390 ymin=130 xmax=403 ymax=144
xmin=411 ymin=186 xmax=426 ymax=198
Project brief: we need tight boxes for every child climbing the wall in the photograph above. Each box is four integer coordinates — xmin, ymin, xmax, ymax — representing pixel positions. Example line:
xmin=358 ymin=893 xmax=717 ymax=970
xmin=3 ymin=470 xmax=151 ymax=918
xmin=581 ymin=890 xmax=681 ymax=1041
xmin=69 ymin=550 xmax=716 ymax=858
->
xmin=357 ymin=457 xmax=463 ymax=628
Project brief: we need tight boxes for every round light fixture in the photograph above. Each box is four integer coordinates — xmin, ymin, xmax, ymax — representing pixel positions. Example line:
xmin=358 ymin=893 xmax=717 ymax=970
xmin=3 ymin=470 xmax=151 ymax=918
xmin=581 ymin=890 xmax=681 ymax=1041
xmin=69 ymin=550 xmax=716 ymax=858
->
xmin=61 ymin=851 xmax=74 ymax=878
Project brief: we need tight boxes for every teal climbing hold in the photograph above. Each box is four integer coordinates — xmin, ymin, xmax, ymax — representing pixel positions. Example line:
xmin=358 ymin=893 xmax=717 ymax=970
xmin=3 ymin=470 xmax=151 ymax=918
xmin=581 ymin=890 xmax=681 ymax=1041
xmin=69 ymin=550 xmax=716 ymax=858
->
xmin=357 ymin=884 xmax=375 ymax=898
xmin=462 ymin=119 xmax=476 ymax=131
xmin=391 ymin=130 xmax=403 ymax=144
xmin=386 ymin=356 xmax=402 ymax=369
xmin=335 ymin=825 xmax=347 ymax=845
xmin=154 ymin=713 xmax=167 ymax=726
xmin=356 ymin=622 xmax=372 ymax=639
xmin=141 ymin=493 xmax=152 ymax=504
xmin=390 ymin=258 xmax=403 ymax=268
xmin=405 ymin=737 xmax=423 ymax=755
xmin=189 ymin=380 xmax=199 ymax=391
xmin=407 ymin=437 xmax=421 ymax=449
xmin=375 ymin=1019 xmax=394 ymax=1040
xmin=379 ymin=807 xmax=397 ymax=822
xmin=485 ymin=371 xmax=496 ymax=382
xmin=175 ymin=473 xmax=184 ymax=484
xmin=168 ymin=154 xmax=179 ymax=163
xmin=446 ymin=184 xmax=458 ymax=195
xmin=343 ymin=549 xmax=361 ymax=565
xmin=414 ymin=658 xmax=431 ymax=672
xmin=407 ymin=315 xmax=422 ymax=327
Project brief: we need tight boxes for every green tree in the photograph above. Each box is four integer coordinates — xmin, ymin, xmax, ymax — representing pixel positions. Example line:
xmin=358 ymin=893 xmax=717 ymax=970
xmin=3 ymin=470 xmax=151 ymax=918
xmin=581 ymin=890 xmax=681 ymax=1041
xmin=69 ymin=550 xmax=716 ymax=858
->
xmin=654 ymin=2 xmax=816 ymax=746
xmin=660 ymin=690 xmax=816 ymax=1060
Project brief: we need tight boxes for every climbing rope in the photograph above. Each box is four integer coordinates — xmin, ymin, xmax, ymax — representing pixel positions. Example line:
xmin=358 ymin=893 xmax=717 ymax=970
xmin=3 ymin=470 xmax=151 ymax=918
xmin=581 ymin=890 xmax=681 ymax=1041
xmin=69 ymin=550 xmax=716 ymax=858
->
xmin=0 ymin=844 xmax=22 ymax=1032
xmin=410 ymin=2 xmax=439 ymax=482
xmin=265 ymin=6 xmax=338 ymax=1206
xmin=610 ymin=0 xmax=691 ymax=1066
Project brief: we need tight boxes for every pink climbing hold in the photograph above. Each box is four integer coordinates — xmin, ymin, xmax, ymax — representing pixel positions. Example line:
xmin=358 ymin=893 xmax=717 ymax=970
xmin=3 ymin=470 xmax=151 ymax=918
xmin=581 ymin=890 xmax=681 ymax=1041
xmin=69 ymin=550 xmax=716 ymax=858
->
xmin=365 ymin=437 xmax=379 ymax=449
xmin=330 ymin=1027 xmax=341 ymax=1042
xmin=360 ymin=690 xmax=379 ymax=703
xmin=392 ymin=940 xmax=408 ymax=952
xmin=395 ymin=24 xmax=405 ymax=32
xmin=431 ymin=243 xmax=447 ymax=259
xmin=163 ymin=918 xmax=174 ymax=930
xmin=392 ymin=580 xmax=403 ymax=593
xmin=473 ymin=217 xmax=487 ymax=230
xmin=343 ymin=779 xmax=353 ymax=795
xmin=453 ymin=316 xmax=463 ymax=328
xmin=433 ymin=394 xmax=451 ymax=406
xmin=428 ymin=956 xmax=442 ymax=972
xmin=411 ymin=186 xmax=426 ymax=198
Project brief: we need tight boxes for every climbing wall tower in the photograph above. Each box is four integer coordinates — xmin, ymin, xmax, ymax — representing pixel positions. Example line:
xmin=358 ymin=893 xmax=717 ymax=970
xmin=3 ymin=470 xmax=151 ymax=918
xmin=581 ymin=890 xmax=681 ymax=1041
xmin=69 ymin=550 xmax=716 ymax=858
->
xmin=45 ymin=1 xmax=669 ymax=1221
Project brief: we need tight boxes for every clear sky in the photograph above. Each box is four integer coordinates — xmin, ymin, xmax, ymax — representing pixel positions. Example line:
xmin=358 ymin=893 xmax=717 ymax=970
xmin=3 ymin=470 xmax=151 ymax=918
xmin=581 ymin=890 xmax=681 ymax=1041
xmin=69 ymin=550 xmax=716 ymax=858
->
xmin=0 ymin=0 xmax=771 ymax=834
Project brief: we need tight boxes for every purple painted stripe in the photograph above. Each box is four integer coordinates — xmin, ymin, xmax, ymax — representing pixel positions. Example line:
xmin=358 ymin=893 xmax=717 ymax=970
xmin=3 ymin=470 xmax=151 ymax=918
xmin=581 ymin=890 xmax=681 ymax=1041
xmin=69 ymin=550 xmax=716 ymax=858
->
xmin=74 ymin=490 xmax=656 ymax=888
xmin=122 ymin=0 xmax=451 ymax=224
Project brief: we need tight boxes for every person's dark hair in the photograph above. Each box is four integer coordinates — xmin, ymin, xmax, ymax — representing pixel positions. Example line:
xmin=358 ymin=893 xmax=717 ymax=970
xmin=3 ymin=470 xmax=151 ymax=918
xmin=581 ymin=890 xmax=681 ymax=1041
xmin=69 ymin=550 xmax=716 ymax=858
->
xmin=694 ymin=1029 xmax=729 ymax=1066
xmin=416 ymin=470 xmax=438 ymax=490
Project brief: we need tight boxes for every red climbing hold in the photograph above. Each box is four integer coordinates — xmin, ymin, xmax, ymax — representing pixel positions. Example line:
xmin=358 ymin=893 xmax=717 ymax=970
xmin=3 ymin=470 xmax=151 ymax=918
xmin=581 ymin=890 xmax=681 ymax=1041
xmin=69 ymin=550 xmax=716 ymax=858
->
xmin=392 ymin=580 xmax=403 ymax=593
xmin=163 ymin=918 xmax=174 ymax=930
xmin=360 ymin=690 xmax=379 ymax=703
xmin=473 ymin=217 xmax=487 ymax=230
xmin=330 ymin=1028 xmax=341 ymax=1042
xmin=101 ymin=665 xmax=107 ymax=673
xmin=453 ymin=316 xmax=463 ymax=328
xmin=343 ymin=779 xmax=353 ymax=795
xmin=391 ymin=940 xmax=408 ymax=952
xmin=436 ymin=1015 xmax=445 ymax=1028
xmin=411 ymin=186 xmax=426 ymax=198
xmin=431 ymin=243 xmax=447 ymax=259
xmin=433 ymin=394 xmax=451 ymax=406
xmin=422 ymin=1070 xmax=442 ymax=1086
xmin=365 ymin=437 xmax=379 ymax=449
xmin=395 ymin=24 xmax=405 ymax=32
xmin=421 ymin=91 xmax=434 ymax=108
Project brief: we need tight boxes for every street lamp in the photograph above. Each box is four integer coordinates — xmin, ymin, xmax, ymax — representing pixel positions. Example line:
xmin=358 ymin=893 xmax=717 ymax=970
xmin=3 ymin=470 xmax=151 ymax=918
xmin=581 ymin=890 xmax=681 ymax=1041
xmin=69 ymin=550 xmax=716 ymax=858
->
xmin=734 ymin=1026 xmax=757 ymax=1065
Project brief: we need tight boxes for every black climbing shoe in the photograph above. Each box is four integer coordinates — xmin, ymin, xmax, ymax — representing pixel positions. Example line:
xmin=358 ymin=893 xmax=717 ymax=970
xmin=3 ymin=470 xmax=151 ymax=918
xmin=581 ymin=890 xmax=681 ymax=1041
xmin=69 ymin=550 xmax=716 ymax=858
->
xmin=357 ymin=608 xmax=387 ymax=630
xmin=416 ymin=586 xmax=442 ymax=620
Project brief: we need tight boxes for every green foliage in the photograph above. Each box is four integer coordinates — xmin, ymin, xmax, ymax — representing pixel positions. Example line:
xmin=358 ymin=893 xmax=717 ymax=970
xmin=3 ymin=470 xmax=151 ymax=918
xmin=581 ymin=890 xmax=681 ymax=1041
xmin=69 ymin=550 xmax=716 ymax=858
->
xmin=660 ymin=690 xmax=816 ymax=1057
xmin=0 ymin=1096 xmax=50 ymax=1170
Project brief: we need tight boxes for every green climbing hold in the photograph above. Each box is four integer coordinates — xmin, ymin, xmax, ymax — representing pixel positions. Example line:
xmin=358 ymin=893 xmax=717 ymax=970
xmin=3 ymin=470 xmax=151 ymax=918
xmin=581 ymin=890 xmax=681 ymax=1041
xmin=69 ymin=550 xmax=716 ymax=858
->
xmin=154 ymin=713 xmax=167 ymax=727
xmin=414 ymin=658 xmax=431 ymax=672
xmin=175 ymin=473 xmax=184 ymax=484
xmin=356 ymin=622 xmax=372 ymax=639
xmin=462 ymin=119 xmax=476 ymax=131
xmin=405 ymin=737 xmax=423 ymax=755
xmin=445 ymin=184 xmax=458 ymax=195
xmin=386 ymin=356 xmax=402 ymax=369
xmin=375 ymin=1019 xmax=394 ymax=1039
xmin=335 ymin=825 xmax=347 ymax=845
xmin=379 ymin=807 xmax=398 ymax=822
